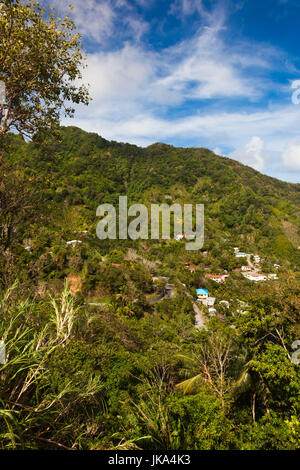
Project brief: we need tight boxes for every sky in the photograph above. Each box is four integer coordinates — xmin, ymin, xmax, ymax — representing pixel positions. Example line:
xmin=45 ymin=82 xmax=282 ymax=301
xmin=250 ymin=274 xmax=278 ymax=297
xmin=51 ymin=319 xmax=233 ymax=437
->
xmin=47 ymin=0 xmax=300 ymax=183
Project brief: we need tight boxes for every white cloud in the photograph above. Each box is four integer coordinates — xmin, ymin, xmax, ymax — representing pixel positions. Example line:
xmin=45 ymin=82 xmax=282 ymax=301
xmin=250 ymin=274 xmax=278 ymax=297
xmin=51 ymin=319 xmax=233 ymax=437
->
xmin=133 ymin=0 xmax=156 ymax=8
xmin=53 ymin=0 xmax=284 ymax=117
xmin=79 ymin=18 xmax=271 ymax=125
xmin=59 ymin=0 xmax=274 ymax=105
xmin=169 ymin=0 xmax=219 ymax=25
xmin=170 ymin=0 xmax=204 ymax=16
xmin=49 ymin=0 xmax=148 ymax=43
xmin=50 ymin=0 xmax=115 ymax=42
xmin=47 ymin=0 xmax=300 ymax=180
xmin=282 ymin=140 xmax=300 ymax=170
xmin=124 ymin=16 xmax=149 ymax=41
xmin=83 ymin=45 xmax=155 ymax=105
xmin=228 ymin=137 xmax=267 ymax=171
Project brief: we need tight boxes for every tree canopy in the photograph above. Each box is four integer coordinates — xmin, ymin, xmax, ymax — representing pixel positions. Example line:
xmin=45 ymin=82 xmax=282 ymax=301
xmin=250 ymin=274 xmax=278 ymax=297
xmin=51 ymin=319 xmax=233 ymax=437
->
xmin=0 ymin=0 xmax=89 ymax=147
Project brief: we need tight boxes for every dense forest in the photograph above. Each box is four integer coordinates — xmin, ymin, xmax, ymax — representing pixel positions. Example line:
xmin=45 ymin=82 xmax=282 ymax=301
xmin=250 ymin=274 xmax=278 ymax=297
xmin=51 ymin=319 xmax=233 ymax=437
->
xmin=0 ymin=126 xmax=299 ymax=450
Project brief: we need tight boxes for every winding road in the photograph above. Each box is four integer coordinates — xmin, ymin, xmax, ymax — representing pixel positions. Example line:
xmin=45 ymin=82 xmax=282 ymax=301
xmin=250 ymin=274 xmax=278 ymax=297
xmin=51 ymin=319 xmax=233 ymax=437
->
xmin=193 ymin=302 xmax=207 ymax=330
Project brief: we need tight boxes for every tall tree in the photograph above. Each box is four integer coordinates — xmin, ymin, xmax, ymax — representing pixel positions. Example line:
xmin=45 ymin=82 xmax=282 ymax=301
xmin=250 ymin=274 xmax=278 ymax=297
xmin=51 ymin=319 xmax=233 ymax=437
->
xmin=0 ymin=0 xmax=90 ymax=255
xmin=0 ymin=0 xmax=89 ymax=155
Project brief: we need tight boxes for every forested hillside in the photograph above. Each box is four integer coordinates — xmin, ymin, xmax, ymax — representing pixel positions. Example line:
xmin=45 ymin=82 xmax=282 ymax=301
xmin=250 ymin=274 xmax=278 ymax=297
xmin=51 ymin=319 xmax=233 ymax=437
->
xmin=0 ymin=126 xmax=299 ymax=450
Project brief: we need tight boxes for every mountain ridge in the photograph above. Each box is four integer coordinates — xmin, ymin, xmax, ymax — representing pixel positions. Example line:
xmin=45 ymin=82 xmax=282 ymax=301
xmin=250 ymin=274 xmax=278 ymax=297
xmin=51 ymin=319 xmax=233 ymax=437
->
xmin=3 ymin=125 xmax=300 ymax=268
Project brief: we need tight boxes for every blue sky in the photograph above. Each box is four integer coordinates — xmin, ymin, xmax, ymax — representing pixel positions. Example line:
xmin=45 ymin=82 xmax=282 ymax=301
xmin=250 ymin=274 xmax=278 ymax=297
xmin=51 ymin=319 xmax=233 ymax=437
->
xmin=49 ymin=0 xmax=300 ymax=182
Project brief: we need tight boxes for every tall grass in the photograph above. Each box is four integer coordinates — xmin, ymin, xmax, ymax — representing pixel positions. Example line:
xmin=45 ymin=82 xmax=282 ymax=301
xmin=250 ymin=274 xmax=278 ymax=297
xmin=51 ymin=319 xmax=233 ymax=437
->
xmin=0 ymin=282 xmax=103 ymax=449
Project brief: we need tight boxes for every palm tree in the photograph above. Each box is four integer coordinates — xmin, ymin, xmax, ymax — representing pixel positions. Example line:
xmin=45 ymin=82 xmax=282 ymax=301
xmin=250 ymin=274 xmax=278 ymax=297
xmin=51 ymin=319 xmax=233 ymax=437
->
xmin=175 ymin=332 xmax=248 ymax=410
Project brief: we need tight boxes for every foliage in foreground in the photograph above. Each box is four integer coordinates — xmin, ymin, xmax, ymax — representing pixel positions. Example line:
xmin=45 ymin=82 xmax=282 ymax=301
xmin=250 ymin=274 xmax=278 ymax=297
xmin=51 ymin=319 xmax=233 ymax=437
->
xmin=0 ymin=280 xmax=299 ymax=450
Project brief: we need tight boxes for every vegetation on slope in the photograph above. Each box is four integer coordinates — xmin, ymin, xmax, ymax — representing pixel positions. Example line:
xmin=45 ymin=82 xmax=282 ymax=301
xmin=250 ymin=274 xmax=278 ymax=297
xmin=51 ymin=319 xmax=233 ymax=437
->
xmin=0 ymin=126 xmax=299 ymax=450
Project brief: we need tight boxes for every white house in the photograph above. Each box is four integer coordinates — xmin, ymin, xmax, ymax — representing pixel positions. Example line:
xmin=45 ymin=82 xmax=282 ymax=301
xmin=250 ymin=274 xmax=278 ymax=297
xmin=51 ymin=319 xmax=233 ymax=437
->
xmin=207 ymin=297 xmax=216 ymax=306
xmin=244 ymin=272 xmax=267 ymax=281
xmin=175 ymin=233 xmax=185 ymax=241
xmin=241 ymin=265 xmax=252 ymax=272
xmin=66 ymin=240 xmax=82 ymax=247
xmin=196 ymin=288 xmax=209 ymax=300
xmin=235 ymin=252 xmax=247 ymax=258
xmin=203 ymin=297 xmax=216 ymax=307
xmin=268 ymin=273 xmax=278 ymax=280
xmin=208 ymin=307 xmax=217 ymax=316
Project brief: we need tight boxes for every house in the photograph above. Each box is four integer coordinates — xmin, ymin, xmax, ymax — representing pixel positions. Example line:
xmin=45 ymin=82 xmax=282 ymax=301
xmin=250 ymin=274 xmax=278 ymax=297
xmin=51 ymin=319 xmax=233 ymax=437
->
xmin=235 ymin=252 xmax=247 ymax=258
xmin=244 ymin=272 xmax=267 ymax=281
xmin=111 ymin=263 xmax=121 ymax=267
xmin=206 ymin=297 xmax=216 ymax=307
xmin=241 ymin=265 xmax=252 ymax=271
xmin=267 ymin=273 xmax=278 ymax=280
xmin=237 ymin=309 xmax=249 ymax=315
xmin=175 ymin=233 xmax=185 ymax=241
xmin=205 ymin=274 xmax=225 ymax=283
xmin=201 ymin=297 xmax=216 ymax=307
xmin=196 ymin=290 xmax=215 ymax=306
xmin=233 ymin=247 xmax=239 ymax=253
xmin=189 ymin=266 xmax=196 ymax=273
xmin=208 ymin=307 xmax=217 ymax=316
xmin=66 ymin=240 xmax=82 ymax=247
xmin=274 ymin=264 xmax=281 ymax=269
xmin=196 ymin=288 xmax=209 ymax=300
xmin=184 ymin=262 xmax=190 ymax=268
xmin=254 ymin=255 xmax=261 ymax=264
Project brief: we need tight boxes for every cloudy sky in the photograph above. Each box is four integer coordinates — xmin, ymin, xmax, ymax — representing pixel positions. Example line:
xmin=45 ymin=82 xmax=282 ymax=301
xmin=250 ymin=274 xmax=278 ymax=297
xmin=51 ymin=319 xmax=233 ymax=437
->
xmin=48 ymin=0 xmax=300 ymax=183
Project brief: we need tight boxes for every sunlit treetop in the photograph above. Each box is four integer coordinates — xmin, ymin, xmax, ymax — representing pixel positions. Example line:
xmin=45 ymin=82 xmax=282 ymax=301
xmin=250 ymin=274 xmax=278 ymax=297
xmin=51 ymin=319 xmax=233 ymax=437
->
xmin=0 ymin=0 xmax=90 ymax=146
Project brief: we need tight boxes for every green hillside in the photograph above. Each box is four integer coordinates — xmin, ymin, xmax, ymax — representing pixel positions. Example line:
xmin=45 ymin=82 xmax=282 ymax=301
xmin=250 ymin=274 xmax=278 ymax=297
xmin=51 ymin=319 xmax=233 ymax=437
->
xmin=0 ymin=126 xmax=299 ymax=450
xmin=4 ymin=126 xmax=300 ymax=265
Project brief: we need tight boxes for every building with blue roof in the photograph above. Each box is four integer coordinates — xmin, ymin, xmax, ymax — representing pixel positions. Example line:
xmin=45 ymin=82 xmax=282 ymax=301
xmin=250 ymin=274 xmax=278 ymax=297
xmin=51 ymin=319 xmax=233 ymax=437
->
xmin=196 ymin=288 xmax=209 ymax=298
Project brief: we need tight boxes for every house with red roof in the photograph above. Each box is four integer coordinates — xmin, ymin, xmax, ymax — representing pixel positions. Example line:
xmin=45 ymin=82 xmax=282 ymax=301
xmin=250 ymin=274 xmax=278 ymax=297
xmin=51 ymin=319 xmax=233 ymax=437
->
xmin=241 ymin=265 xmax=252 ymax=271
xmin=205 ymin=274 xmax=226 ymax=283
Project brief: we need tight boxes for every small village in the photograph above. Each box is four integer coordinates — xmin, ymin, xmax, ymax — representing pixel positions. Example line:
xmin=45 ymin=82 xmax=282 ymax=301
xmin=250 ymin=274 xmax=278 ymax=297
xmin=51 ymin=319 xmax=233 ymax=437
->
xmin=63 ymin=231 xmax=283 ymax=329
xmin=178 ymin=241 xmax=281 ymax=325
